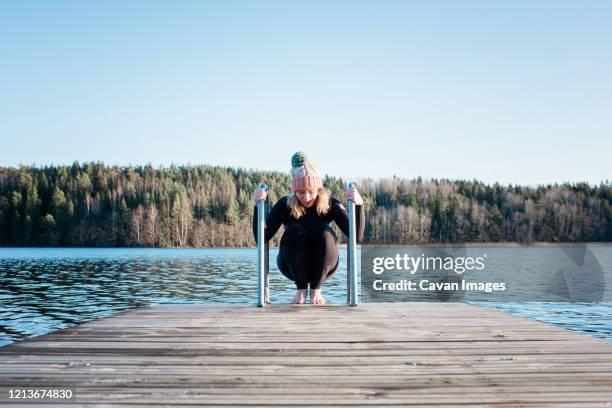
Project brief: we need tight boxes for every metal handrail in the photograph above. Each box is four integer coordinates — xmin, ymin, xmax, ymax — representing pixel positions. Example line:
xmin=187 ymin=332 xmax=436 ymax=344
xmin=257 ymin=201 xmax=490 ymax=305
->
xmin=256 ymin=183 xmax=269 ymax=307
xmin=347 ymin=182 xmax=359 ymax=306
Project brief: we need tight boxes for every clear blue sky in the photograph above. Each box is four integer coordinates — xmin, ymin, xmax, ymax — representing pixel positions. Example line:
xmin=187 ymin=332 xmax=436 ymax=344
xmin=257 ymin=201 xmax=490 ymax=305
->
xmin=1 ymin=1 xmax=610 ymax=186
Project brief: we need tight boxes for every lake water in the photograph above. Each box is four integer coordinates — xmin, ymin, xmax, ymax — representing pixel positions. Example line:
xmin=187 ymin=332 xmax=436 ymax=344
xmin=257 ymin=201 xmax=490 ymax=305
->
xmin=1 ymin=247 xmax=611 ymax=347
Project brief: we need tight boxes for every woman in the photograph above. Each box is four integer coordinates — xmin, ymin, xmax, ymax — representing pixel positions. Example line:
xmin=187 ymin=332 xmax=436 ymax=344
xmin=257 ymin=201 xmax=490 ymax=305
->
xmin=252 ymin=151 xmax=365 ymax=305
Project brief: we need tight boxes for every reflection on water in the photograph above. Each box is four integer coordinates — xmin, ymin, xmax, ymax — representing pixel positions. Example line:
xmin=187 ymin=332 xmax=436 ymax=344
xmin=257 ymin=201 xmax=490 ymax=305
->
xmin=476 ymin=301 xmax=612 ymax=341
xmin=0 ymin=247 xmax=610 ymax=346
xmin=0 ymin=248 xmax=349 ymax=347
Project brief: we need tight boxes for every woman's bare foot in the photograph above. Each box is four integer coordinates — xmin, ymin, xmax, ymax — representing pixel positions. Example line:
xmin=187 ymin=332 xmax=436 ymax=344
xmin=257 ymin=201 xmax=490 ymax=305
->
xmin=310 ymin=288 xmax=325 ymax=305
xmin=292 ymin=289 xmax=308 ymax=304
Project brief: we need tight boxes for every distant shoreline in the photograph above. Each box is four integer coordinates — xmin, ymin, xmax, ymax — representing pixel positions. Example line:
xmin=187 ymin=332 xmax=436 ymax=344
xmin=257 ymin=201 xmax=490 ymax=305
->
xmin=1 ymin=242 xmax=611 ymax=250
xmin=351 ymin=242 xmax=612 ymax=248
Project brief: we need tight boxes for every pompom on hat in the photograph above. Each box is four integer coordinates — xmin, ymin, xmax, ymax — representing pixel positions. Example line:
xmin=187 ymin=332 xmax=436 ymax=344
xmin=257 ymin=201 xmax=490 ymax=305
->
xmin=290 ymin=151 xmax=323 ymax=192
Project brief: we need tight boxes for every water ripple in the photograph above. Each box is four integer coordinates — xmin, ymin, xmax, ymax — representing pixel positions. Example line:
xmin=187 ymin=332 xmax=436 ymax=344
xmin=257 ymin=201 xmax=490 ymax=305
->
xmin=0 ymin=247 xmax=610 ymax=346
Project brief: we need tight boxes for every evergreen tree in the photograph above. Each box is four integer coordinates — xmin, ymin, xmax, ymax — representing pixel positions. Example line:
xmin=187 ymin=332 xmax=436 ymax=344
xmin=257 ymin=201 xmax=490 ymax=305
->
xmin=0 ymin=163 xmax=609 ymax=246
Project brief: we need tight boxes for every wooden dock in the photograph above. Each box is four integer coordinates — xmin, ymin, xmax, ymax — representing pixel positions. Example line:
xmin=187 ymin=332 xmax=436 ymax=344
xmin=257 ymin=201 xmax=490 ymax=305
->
xmin=1 ymin=302 xmax=612 ymax=407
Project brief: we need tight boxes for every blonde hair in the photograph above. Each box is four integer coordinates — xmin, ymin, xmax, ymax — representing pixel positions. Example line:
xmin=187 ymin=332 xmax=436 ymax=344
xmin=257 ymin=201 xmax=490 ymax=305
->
xmin=287 ymin=188 xmax=331 ymax=219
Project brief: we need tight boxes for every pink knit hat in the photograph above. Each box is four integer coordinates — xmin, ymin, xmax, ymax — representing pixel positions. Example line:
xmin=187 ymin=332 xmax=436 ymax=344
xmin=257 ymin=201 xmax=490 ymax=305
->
xmin=290 ymin=151 xmax=323 ymax=191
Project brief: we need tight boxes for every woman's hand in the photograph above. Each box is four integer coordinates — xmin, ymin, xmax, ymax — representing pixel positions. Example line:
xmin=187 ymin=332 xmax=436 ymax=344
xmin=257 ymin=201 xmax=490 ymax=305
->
xmin=253 ymin=187 xmax=268 ymax=205
xmin=344 ymin=186 xmax=363 ymax=205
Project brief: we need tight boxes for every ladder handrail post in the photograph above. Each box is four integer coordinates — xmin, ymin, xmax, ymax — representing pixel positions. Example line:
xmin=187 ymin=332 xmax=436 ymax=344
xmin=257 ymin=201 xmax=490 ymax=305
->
xmin=257 ymin=183 xmax=268 ymax=307
xmin=347 ymin=182 xmax=359 ymax=306
xmin=346 ymin=243 xmax=351 ymax=304
xmin=264 ymin=195 xmax=270 ymax=304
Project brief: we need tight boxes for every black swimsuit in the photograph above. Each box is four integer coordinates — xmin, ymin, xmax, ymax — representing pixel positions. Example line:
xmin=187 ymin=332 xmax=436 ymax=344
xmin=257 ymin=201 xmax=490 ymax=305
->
xmin=252 ymin=195 xmax=365 ymax=289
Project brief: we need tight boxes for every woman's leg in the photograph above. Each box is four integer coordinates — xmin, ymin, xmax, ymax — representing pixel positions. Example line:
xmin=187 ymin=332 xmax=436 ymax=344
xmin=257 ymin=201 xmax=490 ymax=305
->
xmin=308 ymin=225 xmax=340 ymax=291
xmin=277 ymin=224 xmax=309 ymax=290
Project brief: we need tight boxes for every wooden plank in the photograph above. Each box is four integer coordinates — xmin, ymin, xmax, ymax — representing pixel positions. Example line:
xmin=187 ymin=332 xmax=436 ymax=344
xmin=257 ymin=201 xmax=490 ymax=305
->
xmin=0 ymin=302 xmax=611 ymax=406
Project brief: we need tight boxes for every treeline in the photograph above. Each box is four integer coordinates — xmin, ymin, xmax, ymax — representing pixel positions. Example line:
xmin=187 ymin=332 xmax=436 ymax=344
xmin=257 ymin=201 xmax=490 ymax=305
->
xmin=0 ymin=162 xmax=610 ymax=247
